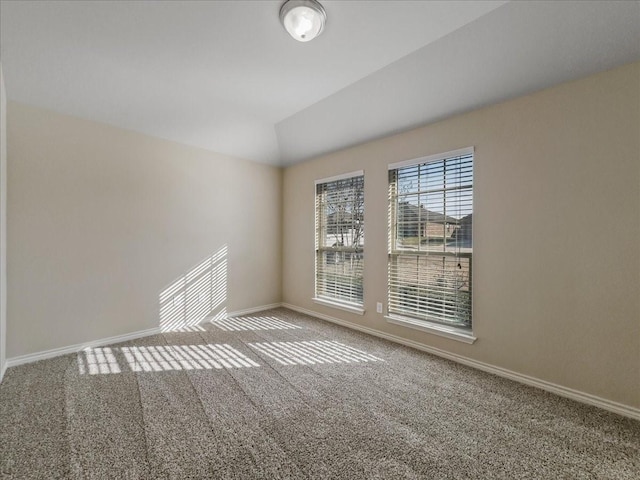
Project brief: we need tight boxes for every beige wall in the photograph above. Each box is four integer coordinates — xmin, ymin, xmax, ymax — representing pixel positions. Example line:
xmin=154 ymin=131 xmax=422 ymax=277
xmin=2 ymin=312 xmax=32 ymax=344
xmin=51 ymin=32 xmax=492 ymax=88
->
xmin=7 ymin=102 xmax=282 ymax=358
xmin=0 ymin=65 xmax=7 ymax=377
xmin=283 ymin=62 xmax=640 ymax=409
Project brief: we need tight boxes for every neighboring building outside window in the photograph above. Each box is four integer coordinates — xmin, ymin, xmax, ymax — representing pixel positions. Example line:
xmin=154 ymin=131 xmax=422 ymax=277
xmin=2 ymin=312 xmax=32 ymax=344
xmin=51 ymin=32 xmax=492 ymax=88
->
xmin=315 ymin=171 xmax=364 ymax=310
xmin=388 ymin=148 xmax=473 ymax=331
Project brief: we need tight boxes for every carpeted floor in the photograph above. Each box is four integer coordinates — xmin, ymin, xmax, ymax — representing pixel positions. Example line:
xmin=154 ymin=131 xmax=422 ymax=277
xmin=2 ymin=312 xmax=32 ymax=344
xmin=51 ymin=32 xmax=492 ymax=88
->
xmin=1 ymin=307 xmax=638 ymax=479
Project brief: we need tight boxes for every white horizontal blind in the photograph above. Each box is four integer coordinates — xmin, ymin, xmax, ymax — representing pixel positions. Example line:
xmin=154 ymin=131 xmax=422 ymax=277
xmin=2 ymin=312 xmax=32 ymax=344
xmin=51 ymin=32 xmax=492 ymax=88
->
xmin=316 ymin=174 xmax=364 ymax=306
xmin=388 ymin=151 xmax=473 ymax=328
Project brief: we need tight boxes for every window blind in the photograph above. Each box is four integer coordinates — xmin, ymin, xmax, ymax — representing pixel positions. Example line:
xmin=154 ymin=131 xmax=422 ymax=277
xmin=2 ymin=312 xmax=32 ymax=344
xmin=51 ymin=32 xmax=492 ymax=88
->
xmin=315 ymin=173 xmax=364 ymax=306
xmin=388 ymin=150 xmax=473 ymax=328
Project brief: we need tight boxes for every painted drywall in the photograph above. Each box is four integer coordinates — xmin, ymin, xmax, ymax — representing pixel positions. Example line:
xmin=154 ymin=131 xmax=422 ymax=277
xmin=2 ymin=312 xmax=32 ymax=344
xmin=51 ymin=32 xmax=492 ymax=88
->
xmin=0 ymin=64 xmax=7 ymax=380
xmin=282 ymin=62 xmax=640 ymax=409
xmin=7 ymin=103 xmax=282 ymax=358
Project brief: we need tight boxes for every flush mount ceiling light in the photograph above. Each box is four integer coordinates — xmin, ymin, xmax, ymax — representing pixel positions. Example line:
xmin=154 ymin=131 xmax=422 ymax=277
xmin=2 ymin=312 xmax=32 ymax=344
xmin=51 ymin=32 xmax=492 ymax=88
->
xmin=279 ymin=0 xmax=326 ymax=42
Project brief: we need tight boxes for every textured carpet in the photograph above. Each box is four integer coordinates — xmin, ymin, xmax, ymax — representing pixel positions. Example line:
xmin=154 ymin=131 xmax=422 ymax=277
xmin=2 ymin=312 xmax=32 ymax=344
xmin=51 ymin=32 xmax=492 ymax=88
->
xmin=1 ymin=307 xmax=638 ymax=479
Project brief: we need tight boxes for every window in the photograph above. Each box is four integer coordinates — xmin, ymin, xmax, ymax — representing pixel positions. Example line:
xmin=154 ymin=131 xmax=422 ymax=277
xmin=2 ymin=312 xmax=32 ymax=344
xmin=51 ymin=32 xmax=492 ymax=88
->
xmin=388 ymin=148 xmax=473 ymax=333
xmin=315 ymin=171 xmax=364 ymax=311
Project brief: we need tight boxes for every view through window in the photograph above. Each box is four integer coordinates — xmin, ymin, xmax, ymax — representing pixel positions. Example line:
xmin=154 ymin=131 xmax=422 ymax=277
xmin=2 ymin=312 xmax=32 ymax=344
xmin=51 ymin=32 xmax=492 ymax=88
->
xmin=315 ymin=172 xmax=364 ymax=307
xmin=388 ymin=149 xmax=473 ymax=329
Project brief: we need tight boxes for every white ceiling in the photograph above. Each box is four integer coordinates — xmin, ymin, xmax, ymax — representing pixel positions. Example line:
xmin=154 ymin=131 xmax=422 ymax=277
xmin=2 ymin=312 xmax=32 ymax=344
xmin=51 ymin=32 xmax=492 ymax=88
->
xmin=1 ymin=1 xmax=639 ymax=166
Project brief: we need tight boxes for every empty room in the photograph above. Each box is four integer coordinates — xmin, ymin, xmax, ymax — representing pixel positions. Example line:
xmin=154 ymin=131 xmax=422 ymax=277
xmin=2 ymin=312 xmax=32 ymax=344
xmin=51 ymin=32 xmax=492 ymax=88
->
xmin=0 ymin=1 xmax=639 ymax=478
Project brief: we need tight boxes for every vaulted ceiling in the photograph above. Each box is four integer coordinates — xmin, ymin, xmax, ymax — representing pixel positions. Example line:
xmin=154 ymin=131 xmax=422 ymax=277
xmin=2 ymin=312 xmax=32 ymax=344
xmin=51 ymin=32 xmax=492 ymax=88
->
xmin=1 ymin=1 xmax=639 ymax=166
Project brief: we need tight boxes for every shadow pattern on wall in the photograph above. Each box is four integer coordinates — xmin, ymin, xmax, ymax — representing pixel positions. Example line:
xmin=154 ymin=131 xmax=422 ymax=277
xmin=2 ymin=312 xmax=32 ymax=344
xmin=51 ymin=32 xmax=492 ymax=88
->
xmin=159 ymin=245 xmax=227 ymax=332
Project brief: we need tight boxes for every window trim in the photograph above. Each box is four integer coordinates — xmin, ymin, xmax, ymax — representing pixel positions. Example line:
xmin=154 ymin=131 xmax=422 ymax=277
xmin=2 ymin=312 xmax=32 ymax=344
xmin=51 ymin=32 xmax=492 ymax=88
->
xmin=314 ymin=170 xmax=365 ymax=311
xmin=385 ymin=314 xmax=476 ymax=344
xmin=313 ymin=297 xmax=365 ymax=315
xmin=315 ymin=170 xmax=365 ymax=185
xmin=388 ymin=147 xmax=474 ymax=334
xmin=388 ymin=147 xmax=474 ymax=171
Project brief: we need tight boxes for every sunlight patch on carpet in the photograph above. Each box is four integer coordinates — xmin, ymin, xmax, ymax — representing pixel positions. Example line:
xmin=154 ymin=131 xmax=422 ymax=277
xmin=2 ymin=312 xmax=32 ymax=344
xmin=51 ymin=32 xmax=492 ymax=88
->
xmin=211 ymin=315 xmax=302 ymax=331
xmin=77 ymin=347 xmax=122 ymax=375
xmin=77 ymin=344 xmax=259 ymax=374
xmin=248 ymin=340 xmax=383 ymax=366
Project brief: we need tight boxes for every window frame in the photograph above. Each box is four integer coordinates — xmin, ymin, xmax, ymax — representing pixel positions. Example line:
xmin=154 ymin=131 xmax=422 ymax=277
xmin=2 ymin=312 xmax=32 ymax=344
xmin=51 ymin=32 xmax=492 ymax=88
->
xmin=386 ymin=148 xmax=476 ymax=343
xmin=313 ymin=170 xmax=365 ymax=314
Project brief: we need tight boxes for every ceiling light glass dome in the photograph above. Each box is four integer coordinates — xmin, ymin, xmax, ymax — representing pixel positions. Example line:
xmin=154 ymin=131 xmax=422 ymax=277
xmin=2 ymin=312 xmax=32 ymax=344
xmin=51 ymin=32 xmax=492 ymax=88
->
xmin=280 ymin=0 xmax=326 ymax=42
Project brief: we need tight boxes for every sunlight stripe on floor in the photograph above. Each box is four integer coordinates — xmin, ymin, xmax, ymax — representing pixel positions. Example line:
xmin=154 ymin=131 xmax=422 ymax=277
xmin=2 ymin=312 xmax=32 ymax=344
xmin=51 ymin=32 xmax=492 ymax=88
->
xmin=211 ymin=315 xmax=302 ymax=332
xmin=78 ymin=344 xmax=259 ymax=374
xmin=248 ymin=340 xmax=383 ymax=366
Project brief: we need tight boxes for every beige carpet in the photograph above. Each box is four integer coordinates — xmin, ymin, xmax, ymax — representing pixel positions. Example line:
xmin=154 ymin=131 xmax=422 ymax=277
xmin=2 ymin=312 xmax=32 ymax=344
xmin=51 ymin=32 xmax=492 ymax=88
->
xmin=1 ymin=307 xmax=638 ymax=479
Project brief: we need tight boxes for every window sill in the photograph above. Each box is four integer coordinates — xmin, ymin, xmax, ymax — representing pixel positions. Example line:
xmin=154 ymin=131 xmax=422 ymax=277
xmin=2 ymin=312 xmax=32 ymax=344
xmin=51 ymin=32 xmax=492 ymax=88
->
xmin=384 ymin=314 xmax=476 ymax=344
xmin=312 ymin=297 xmax=365 ymax=315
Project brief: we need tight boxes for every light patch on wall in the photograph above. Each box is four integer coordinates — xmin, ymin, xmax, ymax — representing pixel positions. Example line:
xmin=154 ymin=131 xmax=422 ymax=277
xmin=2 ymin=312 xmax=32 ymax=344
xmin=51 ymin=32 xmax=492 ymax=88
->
xmin=77 ymin=343 xmax=259 ymax=375
xmin=249 ymin=340 xmax=383 ymax=366
xmin=159 ymin=245 xmax=227 ymax=332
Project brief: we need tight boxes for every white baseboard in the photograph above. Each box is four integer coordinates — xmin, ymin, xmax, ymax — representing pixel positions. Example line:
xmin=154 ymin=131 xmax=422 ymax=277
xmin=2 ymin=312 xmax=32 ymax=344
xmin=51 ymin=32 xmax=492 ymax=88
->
xmin=4 ymin=326 xmax=161 ymax=370
xmin=282 ymin=303 xmax=640 ymax=421
xmin=0 ymin=360 xmax=7 ymax=384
